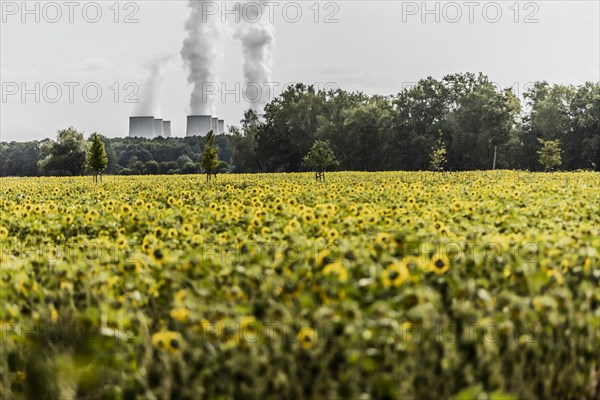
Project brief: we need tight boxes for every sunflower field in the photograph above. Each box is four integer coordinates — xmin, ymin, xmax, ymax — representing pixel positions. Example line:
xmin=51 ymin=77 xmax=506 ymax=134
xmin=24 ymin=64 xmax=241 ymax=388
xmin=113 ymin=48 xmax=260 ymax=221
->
xmin=1 ymin=171 xmax=599 ymax=399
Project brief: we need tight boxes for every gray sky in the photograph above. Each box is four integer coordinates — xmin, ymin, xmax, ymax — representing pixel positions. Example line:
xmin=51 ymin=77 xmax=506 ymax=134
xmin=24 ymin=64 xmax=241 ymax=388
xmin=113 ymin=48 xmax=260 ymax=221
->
xmin=1 ymin=0 xmax=599 ymax=141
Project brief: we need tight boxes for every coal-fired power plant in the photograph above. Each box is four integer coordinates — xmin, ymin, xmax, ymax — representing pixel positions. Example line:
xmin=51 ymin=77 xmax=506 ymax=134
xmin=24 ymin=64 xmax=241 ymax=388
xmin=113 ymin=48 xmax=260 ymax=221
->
xmin=129 ymin=114 xmax=225 ymax=137
xmin=127 ymin=0 xmax=263 ymax=139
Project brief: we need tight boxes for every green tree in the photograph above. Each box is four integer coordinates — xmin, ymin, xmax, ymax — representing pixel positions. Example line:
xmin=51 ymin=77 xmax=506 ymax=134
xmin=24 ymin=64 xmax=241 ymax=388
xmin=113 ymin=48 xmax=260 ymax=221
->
xmin=391 ymin=77 xmax=449 ymax=170
xmin=303 ymin=140 xmax=339 ymax=181
xmin=201 ymin=130 xmax=220 ymax=181
xmin=87 ymin=133 xmax=108 ymax=183
xmin=341 ymin=98 xmax=393 ymax=171
xmin=176 ymin=154 xmax=193 ymax=168
xmin=257 ymin=83 xmax=328 ymax=172
xmin=570 ymin=81 xmax=600 ymax=170
xmin=537 ymin=139 xmax=562 ymax=171
xmin=144 ymin=160 xmax=159 ymax=174
xmin=443 ymin=75 xmax=520 ymax=170
xmin=0 ymin=141 xmax=42 ymax=176
xmin=94 ymin=134 xmax=118 ymax=173
xmin=38 ymin=127 xmax=88 ymax=176
xmin=159 ymin=161 xmax=179 ymax=174
xmin=522 ymin=82 xmax=574 ymax=170
xmin=181 ymin=162 xmax=199 ymax=174
xmin=314 ymin=89 xmax=371 ymax=170
xmin=430 ymin=132 xmax=447 ymax=172
xmin=230 ymin=109 xmax=261 ymax=172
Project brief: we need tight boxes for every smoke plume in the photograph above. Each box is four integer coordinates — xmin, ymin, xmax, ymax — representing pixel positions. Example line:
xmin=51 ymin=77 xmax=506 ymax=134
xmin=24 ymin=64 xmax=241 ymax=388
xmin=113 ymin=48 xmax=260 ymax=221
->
xmin=236 ymin=1 xmax=276 ymax=113
xmin=181 ymin=0 xmax=224 ymax=115
xmin=133 ymin=53 xmax=173 ymax=117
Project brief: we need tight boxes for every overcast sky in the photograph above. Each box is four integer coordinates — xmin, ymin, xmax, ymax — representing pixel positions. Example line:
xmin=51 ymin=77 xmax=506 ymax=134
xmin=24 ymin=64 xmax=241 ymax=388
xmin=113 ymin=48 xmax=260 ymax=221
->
xmin=1 ymin=0 xmax=598 ymax=142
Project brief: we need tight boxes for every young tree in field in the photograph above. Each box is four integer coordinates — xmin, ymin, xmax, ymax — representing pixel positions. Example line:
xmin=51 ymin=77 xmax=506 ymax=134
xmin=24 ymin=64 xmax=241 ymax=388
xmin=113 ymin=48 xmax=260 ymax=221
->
xmin=87 ymin=133 xmax=108 ymax=183
xmin=201 ymin=130 xmax=220 ymax=181
xmin=303 ymin=140 xmax=339 ymax=181
xmin=537 ymin=138 xmax=562 ymax=171
xmin=430 ymin=132 xmax=447 ymax=172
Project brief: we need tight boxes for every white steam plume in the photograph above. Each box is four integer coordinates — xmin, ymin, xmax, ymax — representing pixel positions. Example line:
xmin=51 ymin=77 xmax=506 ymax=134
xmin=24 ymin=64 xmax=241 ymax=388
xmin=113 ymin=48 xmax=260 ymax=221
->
xmin=181 ymin=0 xmax=224 ymax=115
xmin=235 ymin=1 xmax=275 ymax=113
xmin=133 ymin=53 xmax=174 ymax=117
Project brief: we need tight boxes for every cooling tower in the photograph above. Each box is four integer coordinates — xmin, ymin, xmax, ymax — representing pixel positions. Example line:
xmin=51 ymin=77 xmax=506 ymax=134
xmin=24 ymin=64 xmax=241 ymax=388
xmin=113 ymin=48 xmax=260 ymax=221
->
xmin=186 ymin=115 xmax=212 ymax=137
xmin=218 ymin=119 xmax=225 ymax=135
xmin=162 ymin=121 xmax=172 ymax=137
xmin=211 ymin=117 xmax=218 ymax=134
xmin=153 ymin=118 xmax=164 ymax=137
xmin=129 ymin=116 xmax=155 ymax=138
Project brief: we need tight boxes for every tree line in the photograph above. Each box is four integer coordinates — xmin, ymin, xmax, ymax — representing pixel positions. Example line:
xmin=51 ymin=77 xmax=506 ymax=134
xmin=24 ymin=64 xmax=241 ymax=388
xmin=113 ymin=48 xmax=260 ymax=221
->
xmin=0 ymin=129 xmax=235 ymax=177
xmin=237 ymin=73 xmax=598 ymax=172
xmin=1 ymin=73 xmax=598 ymax=177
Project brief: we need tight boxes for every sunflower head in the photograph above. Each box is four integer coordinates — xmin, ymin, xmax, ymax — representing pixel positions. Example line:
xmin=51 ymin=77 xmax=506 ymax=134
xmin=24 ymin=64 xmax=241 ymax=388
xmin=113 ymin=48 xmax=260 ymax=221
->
xmin=151 ymin=331 xmax=184 ymax=353
xmin=180 ymin=223 xmax=194 ymax=236
xmin=375 ymin=232 xmax=393 ymax=247
xmin=297 ymin=327 xmax=318 ymax=350
xmin=381 ymin=261 xmax=411 ymax=287
xmin=167 ymin=228 xmax=179 ymax=239
xmin=151 ymin=247 xmax=166 ymax=263
xmin=302 ymin=212 xmax=314 ymax=224
xmin=327 ymin=228 xmax=339 ymax=241
xmin=115 ymin=236 xmax=128 ymax=250
xmin=431 ymin=257 xmax=449 ymax=274
xmin=154 ymin=227 xmax=165 ymax=239
xmin=323 ymin=260 xmax=348 ymax=283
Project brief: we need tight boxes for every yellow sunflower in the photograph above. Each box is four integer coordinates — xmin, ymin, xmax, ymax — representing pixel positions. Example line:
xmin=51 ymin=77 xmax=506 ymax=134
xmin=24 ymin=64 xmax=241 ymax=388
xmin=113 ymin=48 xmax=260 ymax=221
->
xmin=297 ymin=327 xmax=318 ymax=350
xmin=323 ymin=260 xmax=349 ymax=283
xmin=381 ymin=261 xmax=411 ymax=287
xmin=431 ymin=257 xmax=449 ymax=274
xmin=151 ymin=331 xmax=184 ymax=353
